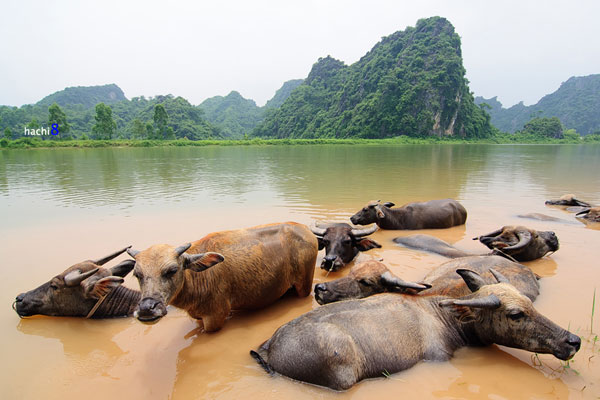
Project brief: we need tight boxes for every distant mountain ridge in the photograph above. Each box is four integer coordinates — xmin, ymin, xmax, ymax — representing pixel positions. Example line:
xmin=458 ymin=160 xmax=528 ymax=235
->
xmin=475 ymin=74 xmax=600 ymax=135
xmin=253 ymin=17 xmax=493 ymax=139
xmin=36 ymin=84 xmax=127 ymax=108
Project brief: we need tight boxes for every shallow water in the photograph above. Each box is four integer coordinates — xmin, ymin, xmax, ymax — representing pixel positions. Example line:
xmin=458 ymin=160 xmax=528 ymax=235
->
xmin=1 ymin=144 xmax=599 ymax=399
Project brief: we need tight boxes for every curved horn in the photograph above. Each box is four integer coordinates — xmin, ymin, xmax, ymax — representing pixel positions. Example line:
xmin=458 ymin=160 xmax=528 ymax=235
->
xmin=456 ymin=269 xmax=487 ymax=292
xmin=489 ymin=268 xmax=510 ymax=284
xmin=574 ymin=199 xmax=591 ymax=207
xmin=473 ymin=227 xmax=504 ymax=241
xmin=175 ymin=243 xmax=192 ymax=256
xmin=92 ymin=246 xmax=131 ymax=266
xmin=310 ymin=224 xmax=327 ymax=237
xmin=576 ymin=208 xmax=591 ymax=216
xmin=503 ymin=230 xmax=532 ymax=251
xmin=381 ymin=271 xmax=431 ymax=291
xmin=440 ymin=294 xmax=501 ymax=309
xmin=127 ymin=247 xmax=140 ymax=259
xmin=351 ymin=224 xmax=378 ymax=237
xmin=64 ymin=268 xmax=99 ymax=287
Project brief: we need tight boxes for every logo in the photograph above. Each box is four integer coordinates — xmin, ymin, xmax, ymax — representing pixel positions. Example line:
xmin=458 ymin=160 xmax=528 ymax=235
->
xmin=24 ymin=124 xmax=59 ymax=136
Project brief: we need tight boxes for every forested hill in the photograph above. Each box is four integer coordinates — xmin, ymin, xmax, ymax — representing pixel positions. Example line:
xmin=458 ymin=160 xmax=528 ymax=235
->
xmin=199 ymin=80 xmax=304 ymax=138
xmin=253 ymin=17 xmax=493 ymax=139
xmin=37 ymin=84 xmax=127 ymax=108
xmin=475 ymin=74 xmax=600 ymax=135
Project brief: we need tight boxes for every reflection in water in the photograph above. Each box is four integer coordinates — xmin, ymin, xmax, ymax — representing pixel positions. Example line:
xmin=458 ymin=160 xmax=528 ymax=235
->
xmin=1 ymin=144 xmax=600 ymax=400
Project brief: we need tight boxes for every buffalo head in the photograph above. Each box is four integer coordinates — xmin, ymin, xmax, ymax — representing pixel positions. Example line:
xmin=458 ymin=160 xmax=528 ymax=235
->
xmin=310 ymin=223 xmax=380 ymax=271
xmin=440 ymin=269 xmax=580 ymax=361
xmin=576 ymin=207 xmax=600 ymax=222
xmin=14 ymin=246 xmax=134 ymax=317
xmin=127 ymin=244 xmax=224 ymax=322
xmin=474 ymin=225 xmax=559 ymax=261
xmin=314 ymin=260 xmax=430 ymax=304
xmin=545 ymin=194 xmax=591 ymax=207
xmin=350 ymin=200 xmax=395 ymax=226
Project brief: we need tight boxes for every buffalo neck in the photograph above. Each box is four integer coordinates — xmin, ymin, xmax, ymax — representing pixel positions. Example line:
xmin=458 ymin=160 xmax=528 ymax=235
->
xmin=170 ymin=265 xmax=222 ymax=312
xmin=377 ymin=207 xmax=407 ymax=229
xmin=93 ymin=285 xmax=141 ymax=318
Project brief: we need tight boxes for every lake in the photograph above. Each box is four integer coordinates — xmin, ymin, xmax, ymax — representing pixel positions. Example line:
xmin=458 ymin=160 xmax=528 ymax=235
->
xmin=1 ymin=144 xmax=599 ymax=399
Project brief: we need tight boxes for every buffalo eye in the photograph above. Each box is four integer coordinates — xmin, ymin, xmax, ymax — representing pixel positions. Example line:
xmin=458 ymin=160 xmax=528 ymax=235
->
xmin=342 ymin=239 xmax=351 ymax=245
xmin=323 ymin=239 xmax=330 ymax=246
xmin=162 ymin=267 xmax=178 ymax=279
xmin=50 ymin=282 xmax=59 ymax=290
xmin=359 ymin=279 xmax=372 ymax=287
xmin=133 ymin=270 xmax=143 ymax=282
xmin=508 ymin=310 xmax=525 ymax=320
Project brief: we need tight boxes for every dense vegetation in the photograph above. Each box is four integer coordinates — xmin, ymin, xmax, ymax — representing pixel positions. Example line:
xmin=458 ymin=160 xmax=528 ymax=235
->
xmin=475 ymin=74 xmax=600 ymax=135
xmin=253 ymin=17 xmax=494 ymax=139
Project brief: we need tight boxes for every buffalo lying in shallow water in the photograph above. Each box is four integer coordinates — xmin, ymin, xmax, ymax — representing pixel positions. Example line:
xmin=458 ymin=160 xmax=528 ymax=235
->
xmin=576 ymin=207 xmax=600 ymax=222
xmin=127 ymin=222 xmax=318 ymax=331
xmin=252 ymin=269 xmax=579 ymax=390
xmin=474 ymin=225 xmax=559 ymax=262
xmin=14 ymin=246 xmax=140 ymax=318
xmin=314 ymin=255 xmax=539 ymax=305
xmin=310 ymin=223 xmax=380 ymax=271
xmin=545 ymin=194 xmax=591 ymax=207
xmin=350 ymin=199 xmax=467 ymax=230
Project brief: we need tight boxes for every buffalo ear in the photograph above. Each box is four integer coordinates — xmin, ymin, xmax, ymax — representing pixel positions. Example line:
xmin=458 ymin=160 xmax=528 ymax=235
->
xmin=355 ymin=238 xmax=382 ymax=252
xmin=382 ymin=202 xmax=395 ymax=208
xmin=317 ymin=237 xmax=326 ymax=250
xmin=456 ymin=269 xmax=487 ymax=293
xmin=88 ymin=276 xmax=124 ymax=299
xmin=110 ymin=259 xmax=136 ymax=278
xmin=375 ymin=205 xmax=385 ymax=219
xmin=183 ymin=252 xmax=225 ymax=272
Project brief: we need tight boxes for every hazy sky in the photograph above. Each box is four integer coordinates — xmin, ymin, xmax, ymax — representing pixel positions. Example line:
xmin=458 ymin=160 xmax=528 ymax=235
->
xmin=1 ymin=0 xmax=598 ymax=108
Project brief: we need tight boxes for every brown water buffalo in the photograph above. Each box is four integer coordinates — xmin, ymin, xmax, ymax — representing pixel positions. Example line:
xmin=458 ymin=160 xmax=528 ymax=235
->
xmin=127 ymin=222 xmax=318 ymax=331
xmin=314 ymin=260 xmax=431 ymax=304
xmin=251 ymin=269 xmax=580 ymax=390
xmin=350 ymin=199 xmax=467 ymax=230
xmin=314 ymin=255 xmax=539 ymax=305
xmin=310 ymin=223 xmax=380 ymax=271
xmin=576 ymin=207 xmax=600 ymax=222
xmin=545 ymin=194 xmax=591 ymax=207
xmin=14 ymin=246 xmax=140 ymax=318
xmin=475 ymin=226 xmax=559 ymax=262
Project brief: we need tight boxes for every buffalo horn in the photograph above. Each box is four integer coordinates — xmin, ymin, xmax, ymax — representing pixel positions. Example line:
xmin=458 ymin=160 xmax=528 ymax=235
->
xmin=351 ymin=224 xmax=378 ymax=237
xmin=93 ymin=246 xmax=131 ymax=266
xmin=576 ymin=208 xmax=591 ymax=216
xmin=310 ymin=224 xmax=327 ymax=237
xmin=380 ymin=271 xmax=431 ymax=291
xmin=64 ymin=268 xmax=99 ymax=287
xmin=503 ymin=230 xmax=532 ymax=251
xmin=440 ymin=294 xmax=501 ymax=309
xmin=456 ymin=269 xmax=487 ymax=292
xmin=489 ymin=268 xmax=510 ymax=284
xmin=473 ymin=227 xmax=504 ymax=241
xmin=127 ymin=247 xmax=140 ymax=258
xmin=175 ymin=243 xmax=192 ymax=256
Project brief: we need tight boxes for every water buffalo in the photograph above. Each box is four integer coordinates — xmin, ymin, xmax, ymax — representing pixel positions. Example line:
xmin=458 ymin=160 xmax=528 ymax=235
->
xmin=475 ymin=226 xmax=559 ymax=262
xmin=576 ymin=207 xmax=600 ymax=222
xmin=127 ymin=222 xmax=318 ymax=331
xmin=393 ymin=234 xmax=472 ymax=259
xmin=310 ymin=223 xmax=380 ymax=271
xmin=314 ymin=260 xmax=431 ymax=304
xmin=350 ymin=199 xmax=467 ymax=230
xmin=251 ymin=269 xmax=580 ymax=390
xmin=314 ymin=255 xmax=539 ymax=305
xmin=545 ymin=194 xmax=591 ymax=207
xmin=14 ymin=246 xmax=140 ymax=318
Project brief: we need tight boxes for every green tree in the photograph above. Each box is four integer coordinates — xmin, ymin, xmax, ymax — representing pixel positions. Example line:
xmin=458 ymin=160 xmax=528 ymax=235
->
xmin=521 ymin=116 xmax=563 ymax=138
xmin=48 ymin=103 xmax=71 ymax=138
xmin=145 ymin=122 xmax=155 ymax=139
xmin=153 ymin=104 xmax=169 ymax=139
xmin=131 ymin=118 xmax=147 ymax=139
xmin=92 ymin=103 xmax=116 ymax=139
xmin=4 ymin=127 xmax=12 ymax=139
xmin=27 ymin=118 xmax=40 ymax=130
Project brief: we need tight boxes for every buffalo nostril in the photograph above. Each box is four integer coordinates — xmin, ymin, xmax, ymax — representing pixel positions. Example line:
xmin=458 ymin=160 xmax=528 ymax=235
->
xmin=314 ymin=284 xmax=327 ymax=293
xmin=567 ymin=334 xmax=581 ymax=351
xmin=16 ymin=294 xmax=24 ymax=302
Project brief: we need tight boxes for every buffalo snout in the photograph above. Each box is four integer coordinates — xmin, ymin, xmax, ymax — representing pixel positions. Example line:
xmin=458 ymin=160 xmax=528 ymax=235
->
xmin=555 ymin=333 xmax=581 ymax=361
xmin=136 ymin=297 xmax=167 ymax=322
xmin=320 ymin=254 xmax=343 ymax=271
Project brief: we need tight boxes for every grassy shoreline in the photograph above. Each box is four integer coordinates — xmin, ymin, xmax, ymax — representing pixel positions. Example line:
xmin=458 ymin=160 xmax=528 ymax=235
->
xmin=2 ymin=134 xmax=599 ymax=149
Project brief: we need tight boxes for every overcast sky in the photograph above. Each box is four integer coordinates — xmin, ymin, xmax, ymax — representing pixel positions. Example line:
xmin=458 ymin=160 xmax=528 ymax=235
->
xmin=1 ymin=0 xmax=598 ymax=108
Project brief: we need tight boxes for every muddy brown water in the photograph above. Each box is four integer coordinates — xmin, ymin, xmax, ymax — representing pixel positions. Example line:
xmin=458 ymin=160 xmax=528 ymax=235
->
xmin=1 ymin=144 xmax=599 ymax=399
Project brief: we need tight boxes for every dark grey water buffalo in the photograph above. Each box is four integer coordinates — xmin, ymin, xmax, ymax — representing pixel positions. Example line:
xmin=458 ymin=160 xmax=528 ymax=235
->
xmin=350 ymin=199 xmax=467 ymax=230
xmin=251 ymin=269 xmax=580 ymax=390
xmin=517 ymin=213 xmax=571 ymax=223
xmin=393 ymin=234 xmax=472 ymax=258
xmin=314 ymin=255 xmax=539 ymax=305
xmin=475 ymin=226 xmax=559 ymax=262
xmin=545 ymin=194 xmax=591 ymax=207
xmin=14 ymin=246 xmax=140 ymax=318
xmin=310 ymin=223 xmax=380 ymax=271
xmin=127 ymin=222 xmax=318 ymax=331
xmin=314 ymin=260 xmax=430 ymax=304
xmin=576 ymin=207 xmax=600 ymax=222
